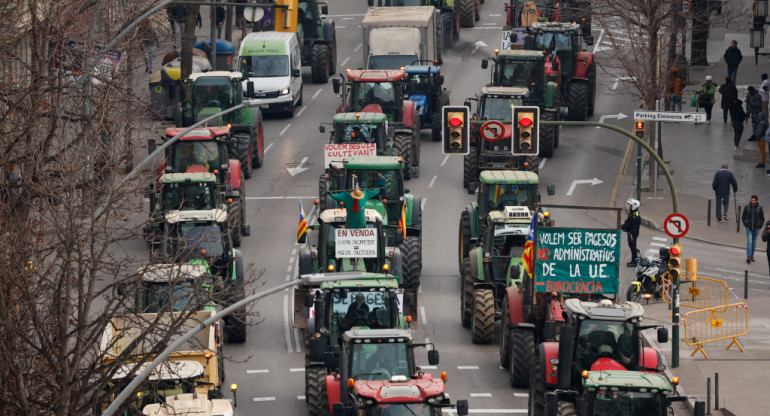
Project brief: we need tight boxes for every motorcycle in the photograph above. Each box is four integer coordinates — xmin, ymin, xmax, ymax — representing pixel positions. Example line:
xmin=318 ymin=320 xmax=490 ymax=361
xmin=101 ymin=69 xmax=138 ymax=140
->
xmin=626 ymin=247 xmax=670 ymax=303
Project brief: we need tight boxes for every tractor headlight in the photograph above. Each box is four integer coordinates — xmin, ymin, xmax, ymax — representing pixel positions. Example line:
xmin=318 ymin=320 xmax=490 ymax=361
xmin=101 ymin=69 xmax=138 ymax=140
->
xmin=280 ymin=88 xmax=290 ymax=95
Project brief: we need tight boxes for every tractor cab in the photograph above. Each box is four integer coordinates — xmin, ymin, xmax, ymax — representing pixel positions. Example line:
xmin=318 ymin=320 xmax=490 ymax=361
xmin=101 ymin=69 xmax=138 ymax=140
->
xmin=476 ymin=171 xmax=542 ymax=224
xmin=160 ymin=209 xmax=237 ymax=270
xmin=483 ymin=50 xmax=549 ymax=104
xmin=338 ymin=329 xmax=437 ymax=382
xmin=529 ymin=22 xmax=583 ymax=80
xmin=403 ymin=63 xmax=443 ymax=117
xmin=475 ymin=86 xmax=528 ymax=123
xmin=483 ymin=207 xmax=532 ymax=284
xmin=582 ymin=371 xmax=678 ymax=416
xmin=341 ymin=157 xmax=406 ymax=224
xmin=133 ymin=263 xmax=217 ymax=313
xmin=154 ymin=173 xmax=220 ymax=214
xmin=337 ymin=70 xmax=408 ymax=121
xmin=156 ymin=127 xmax=241 ymax=190
xmin=325 ymin=112 xmax=390 ymax=152
xmin=179 ymin=71 xmax=247 ymax=127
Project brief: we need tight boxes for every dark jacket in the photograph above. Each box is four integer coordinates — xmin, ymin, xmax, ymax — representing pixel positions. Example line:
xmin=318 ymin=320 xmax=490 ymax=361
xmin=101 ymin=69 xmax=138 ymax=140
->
xmin=731 ymin=99 xmax=746 ymax=126
xmin=621 ymin=210 xmax=641 ymax=237
xmin=761 ymin=221 xmax=770 ymax=243
xmin=724 ymin=46 xmax=743 ymax=67
xmin=756 ymin=112 xmax=768 ymax=138
xmin=169 ymin=4 xmax=187 ymax=23
xmin=747 ymin=91 xmax=763 ymax=116
xmin=719 ymin=82 xmax=738 ymax=109
xmin=742 ymin=204 xmax=765 ymax=231
xmin=712 ymin=169 xmax=738 ymax=194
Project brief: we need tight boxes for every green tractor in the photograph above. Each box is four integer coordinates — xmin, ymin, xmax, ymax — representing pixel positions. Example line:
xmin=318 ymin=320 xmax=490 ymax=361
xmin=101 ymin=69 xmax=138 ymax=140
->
xmin=460 ymin=206 xmax=533 ymax=343
xmin=481 ymin=49 xmax=560 ymax=157
xmin=177 ymin=71 xmax=265 ymax=179
xmin=458 ymin=170 xmax=552 ymax=273
xmin=319 ymin=156 xmax=422 ymax=288
xmin=319 ymin=112 xmax=397 ymax=156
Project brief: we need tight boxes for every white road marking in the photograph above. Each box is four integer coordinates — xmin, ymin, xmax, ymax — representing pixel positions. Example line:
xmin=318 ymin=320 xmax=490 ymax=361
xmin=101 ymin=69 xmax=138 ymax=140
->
xmin=468 ymin=26 xmax=503 ymax=30
xmin=592 ymin=28 xmax=605 ymax=54
xmin=596 ymin=112 xmax=628 ymax=128
xmin=354 ymin=43 xmax=363 ymax=52
xmin=538 ymin=158 xmax=546 ymax=170
xmin=442 ymin=410 xmax=527 ymax=414
xmin=425 ymin=337 xmax=431 ymax=349
xmin=611 ymin=76 xmax=633 ymax=90
xmin=253 ymin=397 xmax=276 ymax=402
xmin=280 ymin=124 xmax=291 ymax=136
xmin=296 ymin=106 xmax=307 ymax=117
xmin=290 ymin=368 xmax=306 ymax=372
xmin=284 ymin=294 xmax=293 ymax=352
xmin=264 ymin=142 xmax=274 ymax=153
xmin=482 ymin=23 xmax=496 ymax=26
xmin=341 ymin=57 xmax=351 ymax=66
xmin=470 ymin=393 xmax=493 ymax=397
xmin=287 ymin=265 xmax=293 ymax=272
xmin=650 ymin=242 xmax=666 ymax=247
xmin=326 ymin=13 xmax=366 ymax=17
xmin=420 ymin=306 xmax=427 ymax=325
xmin=457 ymin=365 xmax=479 ymax=370
xmin=489 ymin=13 xmax=502 ymax=16
xmin=421 ymin=197 xmax=427 ymax=211
xmin=513 ymin=393 xmax=528 ymax=397
xmin=343 ymin=17 xmax=355 ymax=20
xmin=566 ymin=178 xmax=603 ymax=196
xmin=289 ymin=256 xmax=295 ymax=264
xmin=429 ymin=175 xmax=437 ymax=188
xmin=294 ymin=328 xmax=303 ymax=352
xmin=336 ymin=26 xmax=347 ymax=29
xmin=441 ymin=155 xmax=450 ymax=166
xmin=418 ymin=285 xmax=423 ymax=294
xmin=292 ymin=248 xmax=297 ymax=255
xmin=312 ymin=88 xmax=323 ymax=99
xmin=297 ymin=395 xmax=306 ymax=400
xmin=421 ymin=365 xmax=437 ymax=369
xmin=247 ymin=369 xmax=269 ymax=374
xmin=652 ymin=236 xmax=668 ymax=241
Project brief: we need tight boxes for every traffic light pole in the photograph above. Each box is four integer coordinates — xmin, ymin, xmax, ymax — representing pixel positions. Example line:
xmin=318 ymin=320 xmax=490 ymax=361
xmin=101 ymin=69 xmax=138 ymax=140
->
xmin=541 ymin=120 xmax=682 ymax=368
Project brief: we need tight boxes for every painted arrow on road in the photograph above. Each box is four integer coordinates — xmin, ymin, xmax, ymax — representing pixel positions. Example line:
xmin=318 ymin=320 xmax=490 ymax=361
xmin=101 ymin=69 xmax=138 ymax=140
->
xmin=596 ymin=112 xmax=627 ymax=128
xmin=566 ymin=178 xmax=603 ymax=196
xmin=286 ymin=157 xmax=309 ymax=176
xmin=471 ymin=40 xmax=488 ymax=54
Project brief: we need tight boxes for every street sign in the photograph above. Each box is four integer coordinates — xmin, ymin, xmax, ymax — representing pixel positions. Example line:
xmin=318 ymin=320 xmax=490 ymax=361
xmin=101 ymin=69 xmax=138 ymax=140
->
xmin=335 ymin=228 xmax=378 ymax=258
xmin=534 ymin=228 xmax=621 ymax=295
xmin=480 ymin=120 xmax=505 ymax=141
xmin=664 ymin=213 xmax=690 ymax=238
xmin=633 ymin=110 xmax=706 ymax=123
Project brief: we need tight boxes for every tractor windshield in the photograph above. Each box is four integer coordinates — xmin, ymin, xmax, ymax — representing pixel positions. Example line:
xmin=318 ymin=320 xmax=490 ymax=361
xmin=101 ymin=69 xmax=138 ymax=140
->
xmin=351 ymin=82 xmax=396 ymax=114
xmin=192 ymin=78 xmax=233 ymax=114
xmin=533 ymin=32 xmax=575 ymax=78
xmin=368 ymin=403 xmax=433 ymax=416
xmin=488 ymin=184 xmax=535 ymax=210
xmin=328 ymin=290 xmax=396 ymax=340
xmin=336 ymin=123 xmax=381 ymax=145
xmin=349 ymin=342 xmax=410 ymax=381
xmin=480 ymin=96 xmax=524 ymax=121
xmin=140 ymin=280 xmax=198 ymax=313
xmin=172 ymin=141 xmax=219 ymax=173
xmin=161 ymin=182 xmax=216 ymax=211
xmin=499 ymin=60 xmax=543 ymax=88
xmin=175 ymin=224 xmax=226 ymax=259
xmin=406 ymin=73 xmax=433 ymax=94
xmin=576 ymin=320 xmax=637 ymax=375
xmin=589 ymin=390 xmax=665 ymax=416
xmin=347 ymin=169 xmax=401 ymax=202
xmin=238 ymin=55 xmax=290 ymax=77
xmin=369 ymin=55 xmax=419 ymax=71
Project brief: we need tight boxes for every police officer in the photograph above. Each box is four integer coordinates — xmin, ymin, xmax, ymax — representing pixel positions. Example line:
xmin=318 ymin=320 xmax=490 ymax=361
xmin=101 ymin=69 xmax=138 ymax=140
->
xmin=621 ymin=199 xmax=642 ymax=267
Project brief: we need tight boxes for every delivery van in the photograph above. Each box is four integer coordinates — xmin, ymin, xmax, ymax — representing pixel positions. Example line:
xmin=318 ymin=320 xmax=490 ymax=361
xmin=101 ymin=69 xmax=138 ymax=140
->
xmin=239 ymin=31 xmax=303 ymax=118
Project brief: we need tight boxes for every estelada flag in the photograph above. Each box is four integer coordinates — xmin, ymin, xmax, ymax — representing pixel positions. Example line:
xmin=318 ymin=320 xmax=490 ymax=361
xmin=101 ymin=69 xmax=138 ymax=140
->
xmin=399 ymin=200 xmax=407 ymax=239
xmin=521 ymin=214 xmax=537 ymax=276
xmin=297 ymin=200 xmax=308 ymax=243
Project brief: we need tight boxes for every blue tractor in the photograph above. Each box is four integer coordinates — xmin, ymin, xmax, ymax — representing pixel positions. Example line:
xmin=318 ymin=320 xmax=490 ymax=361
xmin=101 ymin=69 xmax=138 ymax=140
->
xmin=403 ymin=61 xmax=451 ymax=142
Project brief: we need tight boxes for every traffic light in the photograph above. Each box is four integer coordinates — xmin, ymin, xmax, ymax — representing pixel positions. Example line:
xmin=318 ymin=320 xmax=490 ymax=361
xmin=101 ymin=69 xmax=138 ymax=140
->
xmin=512 ymin=106 xmax=539 ymax=156
xmin=442 ymin=105 xmax=470 ymax=155
xmin=668 ymin=244 xmax=682 ymax=282
xmin=634 ymin=120 xmax=645 ymax=139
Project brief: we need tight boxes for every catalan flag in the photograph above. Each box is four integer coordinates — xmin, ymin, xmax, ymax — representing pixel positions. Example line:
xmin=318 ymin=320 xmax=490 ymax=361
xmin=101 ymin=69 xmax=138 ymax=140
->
xmin=521 ymin=214 xmax=537 ymax=276
xmin=493 ymin=185 xmax=503 ymax=204
xmin=297 ymin=200 xmax=308 ymax=243
xmin=399 ymin=200 xmax=407 ymax=239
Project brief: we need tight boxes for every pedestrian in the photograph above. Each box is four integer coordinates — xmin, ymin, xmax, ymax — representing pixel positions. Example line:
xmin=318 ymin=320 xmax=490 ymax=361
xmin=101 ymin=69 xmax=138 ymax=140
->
xmin=621 ymin=198 xmax=641 ymax=267
xmin=731 ymin=98 xmax=747 ymax=149
xmin=216 ymin=5 xmax=226 ymax=38
xmin=760 ymin=73 xmax=769 ymax=116
xmin=696 ymin=75 xmax=716 ymax=124
xmin=761 ymin=221 xmax=770 ymax=274
xmin=169 ymin=4 xmax=187 ymax=46
xmin=718 ymin=76 xmax=737 ymax=123
xmin=140 ymin=21 xmax=159 ymax=74
xmin=723 ymin=40 xmax=743 ymax=85
xmin=756 ymin=112 xmax=768 ymax=168
xmin=747 ymin=86 xmax=763 ymax=141
xmin=712 ymin=163 xmax=738 ymax=223
xmin=669 ymin=68 xmax=684 ymax=112
xmin=165 ymin=6 xmax=176 ymax=35
xmin=741 ymin=195 xmax=765 ymax=263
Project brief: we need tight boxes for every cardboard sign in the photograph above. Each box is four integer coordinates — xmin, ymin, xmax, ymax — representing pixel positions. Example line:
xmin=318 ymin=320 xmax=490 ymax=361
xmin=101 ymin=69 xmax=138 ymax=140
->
xmin=324 ymin=143 xmax=377 ymax=167
xmin=335 ymin=228 xmax=378 ymax=258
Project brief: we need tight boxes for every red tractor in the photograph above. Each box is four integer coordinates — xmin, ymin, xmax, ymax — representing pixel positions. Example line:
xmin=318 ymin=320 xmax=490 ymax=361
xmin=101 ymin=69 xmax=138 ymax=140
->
xmin=332 ymin=70 xmax=421 ymax=179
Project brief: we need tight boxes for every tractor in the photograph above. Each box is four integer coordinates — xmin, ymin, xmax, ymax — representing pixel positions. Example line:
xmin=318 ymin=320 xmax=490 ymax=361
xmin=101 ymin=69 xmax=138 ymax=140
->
xmin=458 ymin=170 xmax=551 ymax=273
xmin=319 ymin=112 xmax=396 ymax=157
xmin=481 ymin=49 xmax=560 ymax=157
xmin=460 ymin=206 xmax=533 ymax=344
xmin=319 ymin=156 xmax=422 ymax=288
xmin=176 ymin=71 xmax=265 ymax=179
xmin=332 ymin=70 xmax=421 ymax=179
xmin=528 ymin=298 xmax=670 ymax=416
xmin=462 ymin=86 xmax=539 ymax=189
xmin=403 ymin=61 xmax=451 ymax=142
xmin=524 ymin=22 xmax=596 ymax=121
xmin=278 ymin=0 xmax=337 ymax=83
xmin=148 ymin=127 xmax=249 ymax=247
xmin=371 ymin=0 xmax=461 ymax=47
xmin=349 ymin=377 xmax=468 ymax=416
xmin=130 ymin=263 xmax=219 ymax=314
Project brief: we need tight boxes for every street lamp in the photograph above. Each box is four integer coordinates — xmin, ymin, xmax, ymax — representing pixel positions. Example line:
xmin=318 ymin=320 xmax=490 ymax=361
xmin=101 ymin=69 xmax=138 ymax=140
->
xmin=103 ymin=272 xmax=365 ymax=416
xmin=752 ymin=0 xmax=769 ymax=64
xmin=755 ymin=0 xmax=768 ymax=17
xmin=751 ymin=28 xmax=765 ymax=49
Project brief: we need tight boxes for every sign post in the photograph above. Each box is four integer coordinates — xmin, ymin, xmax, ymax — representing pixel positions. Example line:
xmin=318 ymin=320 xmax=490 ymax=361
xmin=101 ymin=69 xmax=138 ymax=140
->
xmin=664 ymin=213 xmax=690 ymax=239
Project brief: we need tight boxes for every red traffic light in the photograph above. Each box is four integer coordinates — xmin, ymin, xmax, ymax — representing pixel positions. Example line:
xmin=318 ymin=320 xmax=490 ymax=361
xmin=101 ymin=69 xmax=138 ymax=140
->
xmin=670 ymin=246 xmax=680 ymax=256
xmin=634 ymin=120 xmax=645 ymax=130
xmin=518 ymin=117 xmax=533 ymax=127
xmin=449 ymin=117 xmax=463 ymax=127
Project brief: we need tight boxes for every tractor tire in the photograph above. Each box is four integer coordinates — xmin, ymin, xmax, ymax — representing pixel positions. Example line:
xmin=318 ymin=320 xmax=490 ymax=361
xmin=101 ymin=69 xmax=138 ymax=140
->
xmin=460 ymin=258 xmax=473 ymax=328
xmin=230 ymin=201 xmax=243 ymax=248
xmin=557 ymin=401 xmax=578 ymax=416
xmin=410 ymin=196 xmax=422 ymax=229
xmin=586 ymin=64 xmax=597 ymax=116
xmin=431 ymin=112 xmax=442 ymax=141
xmin=459 ymin=0 xmax=475 ymax=27
xmin=306 ymin=366 xmax=330 ymax=416
xmin=233 ymin=133 xmax=253 ymax=179
xmin=566 ymin=81 xmax=588 ymax=121
xmin=328 ymin=33 xmax=338 ymax=76
xmin=553 ymin=111 xmax=561 ymax=149
xmin=442 ymin=12 xmax=452 ymax=48
xmin=499 ymin=297 xmax=512 ymax=368
xmin=475 ymin=0 xmax=480 ymax=21
xmin=539 ymin=110 xmax=556 ymax=158
xmin=510 ymin=327 xmax=534 ymax=388
xmin=524 ymin=156 xmax=539 ymax=173
xmin=528 ymin=351 xmax=546 ymax=416
xmin=412 ymin=116 xmax=421 ymax=168
xmin=458 ymin=210 xmax=472 ymax=274
xmin=253 ymin=122 xmax=264 ymax=168
xmin=400 ymin=236 xmax=422 ymax=289
xmin=318 ymin=174 xmax=328 ymax=211
xmin=452 ymin=11 xmax=460 ymax=42
xmin=311 ymin=44 xmax=330 ymax=84
xmin=471 ymin=288 xmax=495 ymax=344
xmin=626 ymin=283 xmax=642 ymax=303
xmin=393 ymin=134 xmax=413 ymax=180
xmin=462 ymin=147 xmax=479 ymax=189
xmin=224 ymin=308 xmax=247 ymax=344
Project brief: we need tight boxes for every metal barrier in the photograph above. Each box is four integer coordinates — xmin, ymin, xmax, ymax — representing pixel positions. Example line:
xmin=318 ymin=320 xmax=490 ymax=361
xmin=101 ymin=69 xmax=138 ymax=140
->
xmin=663 ymin=276 xmax=729 ymax=310
xmin=682 ymin=303 xmax=748 ymax=359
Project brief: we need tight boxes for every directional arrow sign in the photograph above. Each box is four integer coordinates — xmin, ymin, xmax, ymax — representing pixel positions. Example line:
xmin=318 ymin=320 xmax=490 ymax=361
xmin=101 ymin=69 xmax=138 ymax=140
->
xmin=471 ymin=40 xmax=488 ymax=54
xmin=596 ymin=112 xmax=627 ymax=128
xmin=286 ymin=157 xmax=309 ymax=176
xmin=566 ymin=178 xmax=603 ymax=196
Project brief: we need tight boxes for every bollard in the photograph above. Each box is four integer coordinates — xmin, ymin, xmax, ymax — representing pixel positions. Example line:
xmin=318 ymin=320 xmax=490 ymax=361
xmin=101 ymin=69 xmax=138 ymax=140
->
xmin=707 ymin=199 xmax=711 ymax=226
xmin=694 ymin=401 xmax=706 ymax=416
xmin=706 ymin=377 xmax=711 ymax=415
xmin=715 ymin=373 xmax=719 ymax=410
xmin=745 ymin=270 xmax=749 ymax=299
xmin=736 ymin=205 xmax=741 ymax=233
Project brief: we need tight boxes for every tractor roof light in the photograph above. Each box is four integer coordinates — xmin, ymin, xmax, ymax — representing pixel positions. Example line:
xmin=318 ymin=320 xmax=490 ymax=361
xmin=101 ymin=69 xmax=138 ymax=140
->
xmin=582 ymin=370 xmax=589 ymax=378
xmin=383 ymin=264 xmax=390 ymax=271
xmin=347 ymin=378 xmax=355 ymax=387
xmin=231 ymin=383 xmax=238 ymax=391
xmin=671 ymin=377 xmax=679 ymax=385
xmin=355 ymin=113 xmax=361 ymax=118
xmin=204 ymin=352 xmax=212 ymax=359
xmin=406 ymin=316 xmax=413 ymax=323
xmin=440 ymin=372 xmax=448 ymax=381
xmin=449 ymin=117 xmax=463 ymax=127
xmin=328 ymin=264 xmax=335 ymax=271
xmin=494 ymin=49 xmax=500 ymax=55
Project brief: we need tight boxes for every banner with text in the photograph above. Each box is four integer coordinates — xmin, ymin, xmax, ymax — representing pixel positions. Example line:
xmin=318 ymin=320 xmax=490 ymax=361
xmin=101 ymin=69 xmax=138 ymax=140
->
xmin=335 ymin=228 xmax=378 ymax=258
xmin=324 ymin=143 xmax=377 ymax=167
xmin=534 ymin=228 xmax=620 ymax=294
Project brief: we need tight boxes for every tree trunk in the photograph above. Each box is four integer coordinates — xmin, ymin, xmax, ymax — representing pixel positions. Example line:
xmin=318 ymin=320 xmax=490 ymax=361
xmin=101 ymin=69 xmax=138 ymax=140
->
xmin=181 ymin=5 xmax=201 ymax=79
xmin=690 ymin=0 xmax=710 ymax=66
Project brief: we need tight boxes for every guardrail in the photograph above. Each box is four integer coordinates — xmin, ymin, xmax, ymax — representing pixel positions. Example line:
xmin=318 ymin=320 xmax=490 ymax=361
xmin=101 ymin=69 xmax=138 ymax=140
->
xmin=663 ymin=276 xmax=728 ymax=310
xmin=682 ymin=302 xmax=748 ymax=359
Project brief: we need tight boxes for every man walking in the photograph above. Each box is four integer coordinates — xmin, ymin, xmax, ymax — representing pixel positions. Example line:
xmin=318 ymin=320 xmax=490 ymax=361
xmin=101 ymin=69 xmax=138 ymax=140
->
xmin=621 ymin=199 xmax=641 ymax=267
xmin=712 ymin=164 xmax=738 ymax=223
xmin=696 ymin=76 xmax=716 ymax=124
xmin=719 ymin=76 xmax=737 ymax=123
xmin=669 ymin=68 xmax=684 ymax=112
xmin=731 ymin=99 xmax=747 ymax=150
xmin=760 ymin=73 xmax=769 ymax=116
xmin=724 ymin=40 xmax=743 ymax=85
xmin=741 ymin=195 xmax=765 ymax=263
xmin=761 ymin=221 xmax=770 ymax=275
xmin=746 ymin=86 xmax=763 ymax=141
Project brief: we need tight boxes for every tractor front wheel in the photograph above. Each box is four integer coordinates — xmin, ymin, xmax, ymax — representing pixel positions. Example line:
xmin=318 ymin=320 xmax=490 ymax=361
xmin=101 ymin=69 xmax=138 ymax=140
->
xmin=500 ymin=297 xmax=512 ymax=368
xmin=233 ymin=133 xmax=253 ymax=179
xmin=463 ymin=147 xmax=479 ymax=189
xmin=459 ymin=0 xmax=475 ymax=27
xmin=253 ymin=124 xmax=264 ymax=168
xmin=566 ymin=81 xmax=588 ymax=121
xmin=431 ymin=112 xmax=442 ymax=141
xmin=471 ymin=288 xmax=494 ymax=344
xmin=460 ymin=258 xmax=473 ymax=327
xmin=458 ymin=210 xmax=472 ymax=274
xmin=400 ymin=236 xmax=422 ymax=289
xmin=539 ymin=110 xmax=556 ymax=158
xmin=510 ymin=327 xmax=534 ymax=388
xmin=311 ymin=44 xmax=330 ymax=84
xmin=306 ymin=367 xmax=330 ymax=416
xmin=393 ymin=134 xmax=413 ymax=180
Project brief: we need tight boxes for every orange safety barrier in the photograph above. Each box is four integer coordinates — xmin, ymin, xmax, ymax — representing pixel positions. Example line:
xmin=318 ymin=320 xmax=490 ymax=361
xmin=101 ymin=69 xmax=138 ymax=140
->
xmin=682 ymin=302 xmax=748 ymax=359
xmin=662 ymin=275 xmax=728 ymax=310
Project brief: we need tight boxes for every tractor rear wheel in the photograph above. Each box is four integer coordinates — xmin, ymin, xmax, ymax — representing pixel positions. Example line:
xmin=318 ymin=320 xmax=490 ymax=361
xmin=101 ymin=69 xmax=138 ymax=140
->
xmin=566 ymin=81 xmax=588 ymax=121
xmin=463 ymin=147 xmax=478 ymax=189
xmin=412 ymin=117 xmax=421 ymax=168
xmin=539 ymin=110 xmax=556 ymax=158
xmin=452 ymin=12 xmax=460 ymax=42
xmin=318 ymin=174 xmax=328 ymax=211
xmin=400 ymin=236 xmax=422 ymax=289
xmin=230 ymin=201 xmax=243 ymax=248
xmin=586 ymin=64 xmax=597 ymax=116
xmin=311 ymin=44 xmax=330 ymax=84
xmin=500 ymin=297 xmax=512 ymax=368
xmin=459 ymin=0 xmax=475 ymax=27
xmin=458 ymin=210 xmax=472 ymax=274
xmin=472 ymin=288 xmax=495 ymax=343
xmin=510 ymin=327 xmax=534 ymax=388
xmin=253 ymin=123 xmax=264 ymax=168
xmin=431 ymin=112 xmax=442 ymax=141
xmin=224 ymin=307 xmax=247 ymax=343
xmin=442 ymin=13 xmax=452 ymax=48
xmin=306 ymin=366 xmax=330 ymax=416
xmin=233 ymin=133 xmax=253 ymax=179
xmin=393 ymin=134 xmax=413 ymax=180
xmin=557 ymin=401 xmax=578 ymax=416
xmin=528 ymin=350 xmax=547 ymax=416
xmin=460 ymin=258 xmax=473 ymax=327
xmin=524 ymin=156 xmax=539 ymax=173
xmin=328 ymin=33 xmax=338 ymax=76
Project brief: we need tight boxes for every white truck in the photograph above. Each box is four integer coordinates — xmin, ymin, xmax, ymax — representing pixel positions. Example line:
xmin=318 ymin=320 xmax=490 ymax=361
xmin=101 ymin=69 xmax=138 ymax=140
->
xmin=361 ymin=6 xmax=442 ymax=70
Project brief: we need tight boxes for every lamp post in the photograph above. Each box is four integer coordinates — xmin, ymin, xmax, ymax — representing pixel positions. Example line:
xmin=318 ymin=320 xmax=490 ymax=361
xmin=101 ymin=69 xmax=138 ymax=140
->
xmin=102 ymin=272 xmax=366 ymax=416
xmin=752 ymin=0 xmax=769 ymax=65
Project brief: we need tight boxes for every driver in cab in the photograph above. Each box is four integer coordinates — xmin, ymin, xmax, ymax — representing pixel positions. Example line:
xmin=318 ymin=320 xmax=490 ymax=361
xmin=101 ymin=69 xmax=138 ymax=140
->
xmin=344 ymin=293 xmax=370 ymax=327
